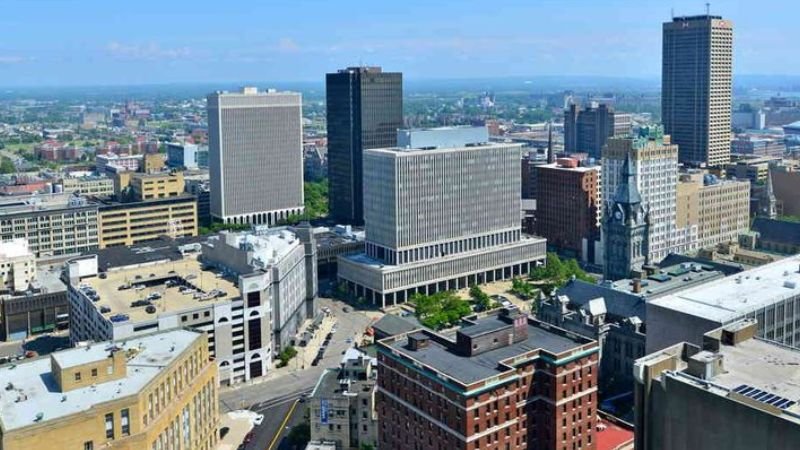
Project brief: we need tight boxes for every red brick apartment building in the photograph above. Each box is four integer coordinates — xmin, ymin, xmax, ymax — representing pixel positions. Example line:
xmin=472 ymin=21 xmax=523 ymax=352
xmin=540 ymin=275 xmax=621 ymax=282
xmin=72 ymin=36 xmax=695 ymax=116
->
xmin=377 ymin=308 xmax=600 ymax=450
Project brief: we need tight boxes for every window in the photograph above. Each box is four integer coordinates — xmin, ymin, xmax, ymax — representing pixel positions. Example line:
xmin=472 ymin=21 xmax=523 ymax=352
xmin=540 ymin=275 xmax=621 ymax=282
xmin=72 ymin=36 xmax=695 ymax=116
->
xmin=121 ymin=408 xmax=130 ymax=436
xmin=105 ymin=412 xmax=115 ymax=439
xmin=84 ymin=442 xmax=93 ymax=450
xmin=74 ymin=372 xmax=82 ymax=382
xmin=247 ymin=291 xmax=260 ymax=308
xmin=91 ymin=368 xmax=98 ymax=377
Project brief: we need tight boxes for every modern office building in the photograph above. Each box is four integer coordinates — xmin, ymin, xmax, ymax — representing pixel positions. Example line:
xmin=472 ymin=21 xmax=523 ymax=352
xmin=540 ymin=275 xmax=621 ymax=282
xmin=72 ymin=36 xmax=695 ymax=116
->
xmin=564 ymin=103 xmax=632 ymax=159
xmin=201 ymin=226 xmax=317 ymax=350
xmin=646 ymin=254 xmax=800 ymax=352
xmin=67 ymin=235 xmax=274 ymax=385
xmin=676 ymin=171 xmax=750 ymax=249
xmin=166 ymin=142 xmax=199 ymax=169
xmin=535 ymin=158 xmax=600 ymax=262
xmin=521 ymin=153 xmax=547 ymax=200
xmin=603 ymin=128 xmax=684 ymax=262
xmin=327 ymin=67 xmax=403 ymax=225
xmin=662 ymin=14 xmax=733 ymax=167
xmin=309 ymin=348 xmax=378 ymax=450
xmin=337 ymin=133 xmax=546 ymax=308
xmin=0 ymin=193 xmax=99 ymax=258
xmin=208 ymin=87 xmax=304 ymax=226
xmin=0 ymin=329 xmax=218 ymax=450
xmin=97 ymin=195 xmax=198 ymax=248
xmin=603 ymin=153 xmax=650 ymax=281
xmin=377 ymin=309 xmax=600 ymax=450
xmin=113 ymin=171 xmax=185 ymax=201
xmin=731 ymin=135 xmax=785 ymax=157
xmin=635 ymin=320 xmax=800 ymax=450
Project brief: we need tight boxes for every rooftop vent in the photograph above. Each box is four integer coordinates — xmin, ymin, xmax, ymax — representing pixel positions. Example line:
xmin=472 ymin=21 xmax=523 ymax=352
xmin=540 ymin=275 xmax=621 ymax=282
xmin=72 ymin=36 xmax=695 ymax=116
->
xmin=33 ymin=412 xmax=43 ymax=422
xmin=407 ymin=333 xmax=430 ymax=351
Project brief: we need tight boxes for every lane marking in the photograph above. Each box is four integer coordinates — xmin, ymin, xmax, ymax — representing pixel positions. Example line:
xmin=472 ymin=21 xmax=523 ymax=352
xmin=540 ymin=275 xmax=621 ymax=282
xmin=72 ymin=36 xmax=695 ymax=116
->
xmin=266 ymin=399 xmax=299 ymax=450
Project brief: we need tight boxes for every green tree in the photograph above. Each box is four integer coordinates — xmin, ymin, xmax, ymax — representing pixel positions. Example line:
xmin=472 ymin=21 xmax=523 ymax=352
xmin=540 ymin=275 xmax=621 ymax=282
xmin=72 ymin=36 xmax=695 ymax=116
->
xmin=360 ymin=444 xmax=376 ymax=450
xmin=510 ymin=277 xmax=536 ymax=299
xmin=530 ymin=253 xmax=594 ymax=287
xmin=0 ymin=157 xmax=15 ymax=174
xmin=413 ymin=291 xmax=472 ymax=330
xmin=277 ymin=346 xmax=298 ymax=368
xmin=469 ymin=285 xmax=493 ymax=311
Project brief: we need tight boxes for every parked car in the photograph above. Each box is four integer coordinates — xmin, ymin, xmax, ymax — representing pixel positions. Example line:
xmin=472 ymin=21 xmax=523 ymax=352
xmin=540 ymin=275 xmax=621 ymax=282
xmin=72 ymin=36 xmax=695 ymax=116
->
xmin=253 ymin=414 xmax=264 ymax=426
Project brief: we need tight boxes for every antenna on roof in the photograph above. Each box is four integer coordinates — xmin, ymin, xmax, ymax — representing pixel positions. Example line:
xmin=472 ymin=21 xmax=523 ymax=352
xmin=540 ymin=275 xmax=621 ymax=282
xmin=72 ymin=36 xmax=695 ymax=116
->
xmin=671 ymin=7 xmax=674 ymax=19
xmin=706 ymin=2 xmax=710 ymax=15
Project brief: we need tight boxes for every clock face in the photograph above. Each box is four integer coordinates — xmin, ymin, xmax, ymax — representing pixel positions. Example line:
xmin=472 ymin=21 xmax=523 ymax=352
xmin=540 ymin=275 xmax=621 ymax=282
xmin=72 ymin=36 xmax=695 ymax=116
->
xmin=614 ymin=211 xmax=622 ymax=220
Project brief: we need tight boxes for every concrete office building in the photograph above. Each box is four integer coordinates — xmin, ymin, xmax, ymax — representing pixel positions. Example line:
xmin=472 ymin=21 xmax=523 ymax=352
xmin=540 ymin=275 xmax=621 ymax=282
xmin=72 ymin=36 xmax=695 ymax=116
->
xmin=647 ymin=254 xmax=800 ymax=353
xmin=535 ymin=158 xmax=600 ymax=262
xmin=0 ymin=193 xmax=99 ymax=258
xmin=662 ymin=14 xmax=733 ymax=167
xmin=66 ymin=237 xmax=274 ymax=385
xmin=166 ymin=142 xmax=199 ymax=169
xmin=521 ymin=153 xmax=547 ymax=200
xmin=95 ymin=153 xmax=143 ymax=174
xmin=0 ymin=239 xmax=36 ymax=293
xmin=327 ymin=67 xmax=403 ymax=225
xmin=603 ymin=128 xmax=687 ymax=262
xmin=337 ymin=133 xmax=546 ymax=308
xmin=731 ymin=135 xmax=785 ymax=157
xmin=635 ymin=320 xmax=800 ymax=450
xmin=377 ymin=309 xmax=600 ymax=450
xmin=564 ymin=103 xmax=632 ymax=159
xmin=309 ymin=348 xmax=378 ymax=450
xmin=0 ymin=329 xmax=218 ymax=450
xmin=97 ymin=195 xmax=198 ymax=249
xmin=60 ymin=175 xmax=114 ymax=197
xmin=201 ymin=226 xmax=317 ymax=351
xmin=208 ymin=87 xmax=304 ymax=226
xmin=676 ymin=171 xmax=750 ymax=250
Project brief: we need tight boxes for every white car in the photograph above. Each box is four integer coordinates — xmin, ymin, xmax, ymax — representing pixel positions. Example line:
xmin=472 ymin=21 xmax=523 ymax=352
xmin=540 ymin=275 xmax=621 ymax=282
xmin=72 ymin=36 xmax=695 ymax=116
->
xmin=253 ymin=414 xmax=264 ymax=426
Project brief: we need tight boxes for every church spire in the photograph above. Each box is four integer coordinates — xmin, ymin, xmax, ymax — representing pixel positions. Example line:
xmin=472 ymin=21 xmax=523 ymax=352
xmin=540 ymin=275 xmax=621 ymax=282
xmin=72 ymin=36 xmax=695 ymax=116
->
xmin=613 ymin=152 xmax=642 ymax=205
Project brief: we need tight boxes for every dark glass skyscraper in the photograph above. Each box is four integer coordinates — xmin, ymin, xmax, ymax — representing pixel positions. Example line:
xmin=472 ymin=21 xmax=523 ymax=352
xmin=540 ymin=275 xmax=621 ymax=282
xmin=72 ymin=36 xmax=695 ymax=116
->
xmin=326 ymin=67 xmax=402 ymax=225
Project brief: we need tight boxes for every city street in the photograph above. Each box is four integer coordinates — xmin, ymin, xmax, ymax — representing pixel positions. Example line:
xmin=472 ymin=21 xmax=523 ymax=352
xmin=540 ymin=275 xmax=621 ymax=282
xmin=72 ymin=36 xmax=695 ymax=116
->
xmin=218 ymin=297 xmax=380 ymax=449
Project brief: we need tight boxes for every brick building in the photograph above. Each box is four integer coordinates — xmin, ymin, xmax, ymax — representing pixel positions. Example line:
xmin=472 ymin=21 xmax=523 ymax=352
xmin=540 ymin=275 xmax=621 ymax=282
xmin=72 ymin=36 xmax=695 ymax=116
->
xmin=535 ymin=158 xmax=600 ymax=262
xmin=377 ymin=308 xmax=600 ymax=450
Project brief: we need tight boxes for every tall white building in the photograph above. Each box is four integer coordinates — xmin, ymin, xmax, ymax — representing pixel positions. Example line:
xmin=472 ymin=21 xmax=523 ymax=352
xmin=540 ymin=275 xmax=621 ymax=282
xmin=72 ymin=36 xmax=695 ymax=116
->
xmin=338 ymin=128 xmax=546 ymax=307
xmin=0 ymin=239 xmax=35 ymax=293
xmin=208 ymin=87 xmax=304 ymax=226
xmin=603 ymin=128 xmax=692 ymax=263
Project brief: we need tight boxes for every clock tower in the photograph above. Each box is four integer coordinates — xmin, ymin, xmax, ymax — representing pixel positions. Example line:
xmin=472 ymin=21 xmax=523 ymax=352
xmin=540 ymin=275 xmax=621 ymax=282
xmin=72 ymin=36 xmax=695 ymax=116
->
xmin=603 ymin=152 xmax=650 ymax=281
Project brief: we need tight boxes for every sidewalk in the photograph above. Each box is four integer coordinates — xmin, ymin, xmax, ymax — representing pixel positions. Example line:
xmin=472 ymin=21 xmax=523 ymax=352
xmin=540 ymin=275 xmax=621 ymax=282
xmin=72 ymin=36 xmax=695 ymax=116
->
xmin=216 ymin=410 xmax=256 ymax=450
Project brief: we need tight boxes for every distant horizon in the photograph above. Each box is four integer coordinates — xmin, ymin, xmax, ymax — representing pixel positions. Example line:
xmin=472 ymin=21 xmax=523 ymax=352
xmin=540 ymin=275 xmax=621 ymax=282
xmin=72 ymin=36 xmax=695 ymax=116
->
xmin=0 ymin=0 xmax=797 ymax=87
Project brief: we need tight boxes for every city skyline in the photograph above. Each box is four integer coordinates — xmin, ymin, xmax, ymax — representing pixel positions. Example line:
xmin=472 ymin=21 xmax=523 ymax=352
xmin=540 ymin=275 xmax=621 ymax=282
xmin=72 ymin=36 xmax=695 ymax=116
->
xmin=0 ymin=0 xmax=798 ymax=87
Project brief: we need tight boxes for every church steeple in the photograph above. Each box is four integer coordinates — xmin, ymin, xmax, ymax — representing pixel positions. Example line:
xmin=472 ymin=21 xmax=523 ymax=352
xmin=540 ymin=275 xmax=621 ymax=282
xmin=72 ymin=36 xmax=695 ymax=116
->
xmin=613 ymin=152 xmax=641 ymax=206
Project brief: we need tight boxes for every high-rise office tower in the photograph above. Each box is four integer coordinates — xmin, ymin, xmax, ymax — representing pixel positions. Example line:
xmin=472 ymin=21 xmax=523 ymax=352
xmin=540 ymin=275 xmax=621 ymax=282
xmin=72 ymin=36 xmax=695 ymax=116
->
xmin=207 ymin=87 xmax=304 ymax=226
xmin=564 ymin=103 xmax=632 ymax=160
xmin=337 ymin=127 xmax=546 ymax=307
xmin=326 ymin=67 xmax=403 ymax=225
xmin=662 ymin=14 xmax=733 ymax=167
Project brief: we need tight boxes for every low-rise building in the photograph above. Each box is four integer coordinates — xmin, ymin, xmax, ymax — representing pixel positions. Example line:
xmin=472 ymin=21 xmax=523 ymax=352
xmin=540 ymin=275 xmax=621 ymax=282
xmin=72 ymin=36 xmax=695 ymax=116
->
xmin=309 ymin=348 xmax=378 ymax=450
xmin=0 ymin=193 xmax=99 ymax=258
xmin=166 ymin=142 xmax=199 ymax=169
xmin=731 ymin=134 xmax=785 ymax=157
xmin=96 ymin=153 xmax=142 ymax=175
xmin=377 ymin=309 xmax=600 ymax=450
xmin=0 ymin=329 xmax=218 ymax=450
xmin=751 ymin=218 xmax=800 ymax=255
xmin=66 ymin=236 xmax=274 ymax=385
xmin=676 ymin=171 xmax=750 ymax=250
xmin=635 ymin=320 xmax=800 ymax=450
xmin=97 ymin=195 xmax=198 ymax=249
xmin=60 ymin=175 xmax=115 ymax=197
xmin=313 ymin=225 xmax=365 ymax=280
xmin=647 ymin=254 xmax=800 ymax=353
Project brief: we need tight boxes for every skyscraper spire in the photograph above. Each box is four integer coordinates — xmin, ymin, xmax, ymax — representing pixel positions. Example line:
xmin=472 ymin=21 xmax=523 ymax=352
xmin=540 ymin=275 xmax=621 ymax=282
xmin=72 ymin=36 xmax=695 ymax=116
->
xmin=547 ymin=121 xmax=555 ymax=164
xmin=613 ymin=152 xmax=642 ymax=205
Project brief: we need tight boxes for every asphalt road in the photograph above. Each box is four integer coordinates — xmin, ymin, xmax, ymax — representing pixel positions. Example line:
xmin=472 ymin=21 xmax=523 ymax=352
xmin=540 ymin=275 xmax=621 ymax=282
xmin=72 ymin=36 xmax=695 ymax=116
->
xmin=219 ymin=297 xmax=378 ymax=449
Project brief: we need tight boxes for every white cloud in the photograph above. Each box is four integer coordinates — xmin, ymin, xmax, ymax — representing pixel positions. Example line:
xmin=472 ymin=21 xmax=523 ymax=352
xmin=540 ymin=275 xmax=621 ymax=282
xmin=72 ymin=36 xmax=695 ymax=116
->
xmin=0 ymin=56 xmax=32 ymax=64
xmin=105 ymin=42 xmax=192 ymax=61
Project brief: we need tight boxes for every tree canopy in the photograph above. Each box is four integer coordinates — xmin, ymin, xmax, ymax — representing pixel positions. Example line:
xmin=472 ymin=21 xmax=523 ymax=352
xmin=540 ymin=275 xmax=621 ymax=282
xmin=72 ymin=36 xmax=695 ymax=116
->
xmin=413 ymin=291 xmax=472 ymax=330
xmin=530 ymin=253 xmax=594 ymax=288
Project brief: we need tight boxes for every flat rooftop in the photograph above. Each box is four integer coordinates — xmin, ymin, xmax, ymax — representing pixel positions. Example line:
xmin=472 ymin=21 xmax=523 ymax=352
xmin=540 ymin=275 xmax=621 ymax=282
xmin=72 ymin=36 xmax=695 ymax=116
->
xmin=0 ymin=329 xmax=200 ymax=431
xmin=387 ymin=317 xmax=591 ymax=384
xmin=80 ymin=256 xmax=239 ymax=322
xmin=367 ymin=141 xmax=520 ymax=156
xmin=649 ymin=255 xmax=800 ymax=322
xmin=0 ymin=193 xmax=95 ymax=216
xmin=609 ymin=262 xmax=725 ymax=298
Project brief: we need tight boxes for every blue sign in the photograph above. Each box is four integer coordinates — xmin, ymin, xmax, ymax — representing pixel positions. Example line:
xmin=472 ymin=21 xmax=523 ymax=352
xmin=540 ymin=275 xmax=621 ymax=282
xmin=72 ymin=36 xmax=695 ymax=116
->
xmin=320 ymin=399 xmax=329 ymax=425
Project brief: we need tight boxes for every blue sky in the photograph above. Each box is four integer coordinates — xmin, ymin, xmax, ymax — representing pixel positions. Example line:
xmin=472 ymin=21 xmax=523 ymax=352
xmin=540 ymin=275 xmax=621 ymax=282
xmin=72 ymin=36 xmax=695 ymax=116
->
xmin=0 ymin=0 xmax=795 ymax=86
